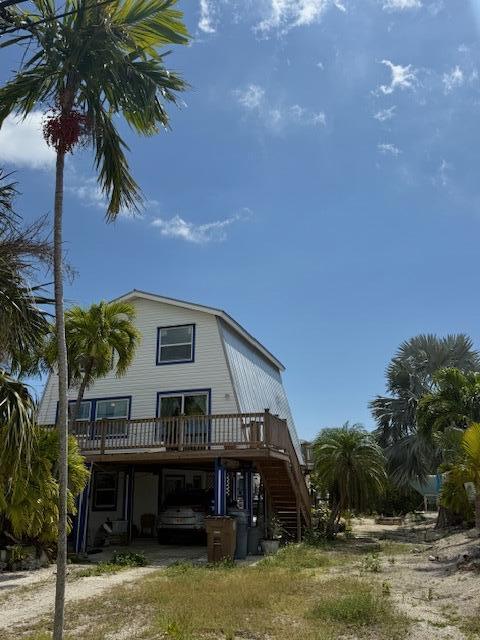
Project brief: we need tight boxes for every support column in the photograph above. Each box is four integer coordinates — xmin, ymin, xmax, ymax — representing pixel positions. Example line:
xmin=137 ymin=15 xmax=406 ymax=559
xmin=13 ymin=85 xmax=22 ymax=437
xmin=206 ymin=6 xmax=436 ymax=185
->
xmin=296 ymin=500 xmax=302 ymax=543
xmin=73 ymin=462 xmax=92 ymax=554
xmin=214 ymin=459 xmax=227 ymax=515
xmin=125 ymin=465 xmax=135 ymax=543
xmin=245 ymin=469 xmax=253 ymax=526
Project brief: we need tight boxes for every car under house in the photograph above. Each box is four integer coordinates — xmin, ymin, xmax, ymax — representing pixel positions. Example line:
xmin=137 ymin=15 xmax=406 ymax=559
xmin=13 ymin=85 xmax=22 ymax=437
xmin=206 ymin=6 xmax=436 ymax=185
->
xmin=38 ymin=290 xmax=311 ymax=552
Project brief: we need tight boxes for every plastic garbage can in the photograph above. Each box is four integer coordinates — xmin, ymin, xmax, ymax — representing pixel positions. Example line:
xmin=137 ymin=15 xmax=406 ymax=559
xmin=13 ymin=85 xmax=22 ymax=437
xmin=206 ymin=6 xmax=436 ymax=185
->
xmin=205 ymin=517 xmax=236 ymax=563
xmin=228 ymin=508 xmax=249 ymax=559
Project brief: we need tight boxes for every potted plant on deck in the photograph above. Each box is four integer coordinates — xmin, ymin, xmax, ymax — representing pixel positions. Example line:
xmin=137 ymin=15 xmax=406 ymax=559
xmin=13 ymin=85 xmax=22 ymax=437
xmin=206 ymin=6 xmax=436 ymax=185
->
xmin=260 ymin=515 xmax=283 ymax=555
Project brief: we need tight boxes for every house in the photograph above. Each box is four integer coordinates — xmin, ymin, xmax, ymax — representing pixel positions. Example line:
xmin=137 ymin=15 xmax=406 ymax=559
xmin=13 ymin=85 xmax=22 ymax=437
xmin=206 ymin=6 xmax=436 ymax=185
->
xmin=38 ymin=290 xmax=311 ymax=551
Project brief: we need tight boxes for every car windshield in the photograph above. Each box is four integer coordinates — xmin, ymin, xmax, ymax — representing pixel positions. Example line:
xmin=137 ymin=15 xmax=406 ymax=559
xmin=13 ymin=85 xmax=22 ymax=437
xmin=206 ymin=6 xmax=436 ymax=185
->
xmin=164 ymin=490 xmax=209 ymax=507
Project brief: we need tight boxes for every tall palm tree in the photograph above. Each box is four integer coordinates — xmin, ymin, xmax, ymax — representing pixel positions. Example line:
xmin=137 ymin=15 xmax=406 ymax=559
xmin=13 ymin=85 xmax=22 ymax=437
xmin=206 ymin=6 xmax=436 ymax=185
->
xmin=45 ymin=300 xmax=141 ymax=419
xmin=313 ymin=423 xmax=387 ymax=538
xmin=370 ymin=335 xmax=480 ymax=486
xmin=0 ymin=3 xmax=189 ymax=636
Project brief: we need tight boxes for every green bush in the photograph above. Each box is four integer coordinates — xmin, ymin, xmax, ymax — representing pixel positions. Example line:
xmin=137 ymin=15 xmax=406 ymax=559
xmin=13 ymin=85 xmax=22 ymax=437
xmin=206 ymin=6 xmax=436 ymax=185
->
xmin=111 ymin=551 xmax=147 ymax=567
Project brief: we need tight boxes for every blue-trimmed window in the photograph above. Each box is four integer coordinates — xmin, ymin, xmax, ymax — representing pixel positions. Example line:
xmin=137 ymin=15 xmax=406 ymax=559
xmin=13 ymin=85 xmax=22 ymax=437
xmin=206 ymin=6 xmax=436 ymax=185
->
xmin=95 ymin=398 xmax=130 ymax=420
xmin=156 ymin=324 xmax=195 ymax=365
xmin=92 ymin=472 xmax=118 ymax=511
xmin=68 ymin=400 xmax=92 ymax=421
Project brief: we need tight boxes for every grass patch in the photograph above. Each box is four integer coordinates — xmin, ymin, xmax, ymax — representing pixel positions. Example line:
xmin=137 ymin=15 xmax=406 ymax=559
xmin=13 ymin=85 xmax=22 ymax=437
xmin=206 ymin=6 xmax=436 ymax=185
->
xmin=15 ymin=552 xmax=409 ymax=640
xmin=309 ymin=577 xmax=391 ymax=626
xmin=258 ymin=543 xmax=332 ymax=570
xmin=73 ymin=561 xmax=123 ymax=578
xmin=460 ymin=614 xmax=480 ymax=640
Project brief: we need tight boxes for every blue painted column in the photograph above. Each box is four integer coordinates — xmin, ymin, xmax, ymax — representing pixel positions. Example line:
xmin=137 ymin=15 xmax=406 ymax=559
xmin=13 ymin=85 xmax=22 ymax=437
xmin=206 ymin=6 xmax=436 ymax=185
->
xmin=125 ymin=465 xmax=135 ymax=543
xmin=214 ymin=459 xmax=227 ymax=515
xmin=73 ymin=462 xmax=92 ymax=554
xmin=245 ymin=469 xmax=253 ymax=526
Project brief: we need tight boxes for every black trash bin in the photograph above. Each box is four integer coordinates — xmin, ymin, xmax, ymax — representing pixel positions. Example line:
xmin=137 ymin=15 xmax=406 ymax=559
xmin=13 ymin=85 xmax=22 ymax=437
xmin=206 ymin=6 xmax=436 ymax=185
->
xmin=228 ymin=508 xmax=249 ymax=559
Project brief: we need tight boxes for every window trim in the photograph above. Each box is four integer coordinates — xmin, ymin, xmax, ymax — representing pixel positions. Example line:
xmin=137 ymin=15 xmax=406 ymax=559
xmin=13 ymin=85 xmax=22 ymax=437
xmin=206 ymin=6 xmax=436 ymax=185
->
xmin=156 ymin=324 xmax=196 ymax=366
xmin=55 ymin=395 xmax=132 ymax=424
xmin=92 ymin=471 xmax=118 ymax=512
xmin=67 ymin=400 xmax=92 ymax=422
xmin=94 ymin=397 xmax=131 ymax=421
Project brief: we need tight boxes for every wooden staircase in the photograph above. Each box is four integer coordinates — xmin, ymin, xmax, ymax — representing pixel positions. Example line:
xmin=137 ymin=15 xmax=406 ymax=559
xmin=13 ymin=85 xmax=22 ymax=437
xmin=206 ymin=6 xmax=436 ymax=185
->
xmin=258 ymin=414 xmax=312 ymax=540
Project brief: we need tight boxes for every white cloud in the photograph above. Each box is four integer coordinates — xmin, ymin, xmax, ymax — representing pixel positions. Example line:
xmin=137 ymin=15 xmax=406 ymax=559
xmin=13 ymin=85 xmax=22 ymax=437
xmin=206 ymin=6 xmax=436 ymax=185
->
xmin=234 ymin=85 xmax=326 ymax=132
xmin=198 ymin=0 xmax=216 ymax=33
xmin=378 ymin=143 xmax=401 ymax=156
xmin=151 ymin=209 xmax=251 ymax=244
xmin=382 ymin=0 xmax=422 ymax=10
xmin=66 ymin=176 xmax=106 ymax=209
xmin=255 ymin=0 xmax=345 ymax=34
xmin=378 ymin=60 xmax=416 ymax=94
xmin=434 ymin=159 xmax=452 ymax=187
xmin=235 ymin=84 xmax=266 ymax=110
xmin=0 ymin=112 xmax=55 ymax=169
xmin=443 ymin=65 xmax=464 ymax=93
xmin=373 ymin=106 xmax=396 ymax=121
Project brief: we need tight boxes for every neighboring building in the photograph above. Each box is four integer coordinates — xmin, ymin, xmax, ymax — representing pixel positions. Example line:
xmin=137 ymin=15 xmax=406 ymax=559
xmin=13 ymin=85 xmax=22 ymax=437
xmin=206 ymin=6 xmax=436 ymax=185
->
xmin=300 ymin=440 xmax=314 ymax=472
xmin=39 ymin=290 xmax=310 ymax=550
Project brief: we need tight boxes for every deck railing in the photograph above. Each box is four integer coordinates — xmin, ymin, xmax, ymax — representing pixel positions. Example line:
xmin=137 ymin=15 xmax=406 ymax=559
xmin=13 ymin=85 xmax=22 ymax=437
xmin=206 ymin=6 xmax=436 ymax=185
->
xmin=43 ymin=411 xmax=295 ymax=456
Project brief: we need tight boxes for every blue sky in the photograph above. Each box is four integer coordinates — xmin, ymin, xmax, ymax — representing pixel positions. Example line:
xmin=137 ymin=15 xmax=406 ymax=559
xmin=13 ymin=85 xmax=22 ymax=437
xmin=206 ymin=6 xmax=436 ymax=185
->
xmin=1 ymin=0 xmax=480 ymax=440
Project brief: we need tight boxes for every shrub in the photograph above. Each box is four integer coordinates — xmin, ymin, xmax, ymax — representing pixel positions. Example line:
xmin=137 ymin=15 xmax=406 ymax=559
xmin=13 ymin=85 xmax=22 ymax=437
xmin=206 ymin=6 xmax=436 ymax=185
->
xmin=111 ymin=551 xmax=147 ymax=567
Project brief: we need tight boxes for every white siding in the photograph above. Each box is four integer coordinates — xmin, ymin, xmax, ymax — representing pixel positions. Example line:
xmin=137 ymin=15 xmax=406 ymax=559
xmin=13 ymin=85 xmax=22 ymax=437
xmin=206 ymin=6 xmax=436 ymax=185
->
xmin=38 ymin=297 xmax=238 ymax=423
xmin=219 ymin=321 xmax=303 ymax=463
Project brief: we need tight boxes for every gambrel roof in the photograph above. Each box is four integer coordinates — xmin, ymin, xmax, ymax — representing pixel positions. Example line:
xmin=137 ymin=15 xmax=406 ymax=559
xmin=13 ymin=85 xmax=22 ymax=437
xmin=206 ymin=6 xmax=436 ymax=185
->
xmin=112 ymin=289 xmax=285 ymax=371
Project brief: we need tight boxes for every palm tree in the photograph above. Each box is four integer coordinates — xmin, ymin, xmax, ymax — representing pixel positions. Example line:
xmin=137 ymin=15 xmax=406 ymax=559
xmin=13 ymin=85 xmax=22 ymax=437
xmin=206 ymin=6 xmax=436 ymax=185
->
xmin=0 ymin=3 xmax=189 ymax=636
xmin=417 ymin=368 xmax=480 ymax=437
xmin=370 ymin=335 xmax=480 ymax=485
xmin=313 ymin=423 xmax=387 ymax=538
xmin=45 ymin=300 xmax=141 ymax=419
xmin=0 ymin=171 xmax=51 ymax=374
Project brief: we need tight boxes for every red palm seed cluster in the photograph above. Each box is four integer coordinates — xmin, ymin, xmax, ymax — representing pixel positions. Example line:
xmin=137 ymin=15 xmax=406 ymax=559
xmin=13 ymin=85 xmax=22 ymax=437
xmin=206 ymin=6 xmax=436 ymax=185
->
xmin=43 ymin=110 xmax=90 ymax=154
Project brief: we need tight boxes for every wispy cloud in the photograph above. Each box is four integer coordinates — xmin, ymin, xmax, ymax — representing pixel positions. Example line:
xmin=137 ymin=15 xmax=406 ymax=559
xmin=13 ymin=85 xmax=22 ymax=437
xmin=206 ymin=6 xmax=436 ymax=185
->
xmin=378 ymin=143 xmax=402 ymax=156
xmin=198 ymin=0 xmax=216 ymax=33
xmin=151 ymin=209 xmax=251 ymax=244
xmin=433 ymin=159 xmax=452 ymax=187
xmin=255 ymin=0 xmax=346 ymax=34
xmin=373 ymin=106 xmax=397 ymax=122
xmin=378 ymin=60 xmax=416 ymax=95
xmin=442 ymin=65 xmax=464 ymax=93
xmin=382 ymin=0 xmax=422 ymax=10
xmin=66 ymin=176 xmax=106 ymax=210
xmin=233 ymin=84 xmax=326 ymax=132
xmin=0 ymin=112 xmax=55 ymax=169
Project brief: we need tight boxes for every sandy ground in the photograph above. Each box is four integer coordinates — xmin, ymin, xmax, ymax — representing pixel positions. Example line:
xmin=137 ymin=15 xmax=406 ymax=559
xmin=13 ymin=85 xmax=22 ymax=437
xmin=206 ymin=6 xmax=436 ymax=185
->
xmin=1 ymin=519 xmax=479 ymax=639
xmin=353 ymin=515 xmax=480 ymax=640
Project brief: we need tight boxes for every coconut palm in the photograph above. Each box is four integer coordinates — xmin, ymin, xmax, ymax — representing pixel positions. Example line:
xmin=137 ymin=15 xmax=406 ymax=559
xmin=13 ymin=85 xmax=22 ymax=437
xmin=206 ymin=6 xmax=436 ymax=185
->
xmin=0 ymin=3 xmax=188 ymax=634
xmin=45 ymin=300 xmax=141 ymax=419
xmin=313 ymin=423 xmax=387 ymax=537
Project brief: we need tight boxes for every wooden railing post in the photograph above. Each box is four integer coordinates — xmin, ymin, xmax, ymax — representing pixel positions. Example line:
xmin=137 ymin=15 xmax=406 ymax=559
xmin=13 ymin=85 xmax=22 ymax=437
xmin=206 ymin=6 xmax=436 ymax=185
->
xmin=178 ymin=415 xmax=184 ymax=451
xmin=264 ymin=408 xmax=271 ymax=447
xmin=100 ymin=421 xmax=106 ymax=455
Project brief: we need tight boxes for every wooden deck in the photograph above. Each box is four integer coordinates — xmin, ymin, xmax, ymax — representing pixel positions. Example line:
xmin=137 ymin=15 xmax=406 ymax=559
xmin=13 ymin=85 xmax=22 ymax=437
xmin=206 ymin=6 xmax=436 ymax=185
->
xmin=44 ymin=410 xmax=312 ymax=536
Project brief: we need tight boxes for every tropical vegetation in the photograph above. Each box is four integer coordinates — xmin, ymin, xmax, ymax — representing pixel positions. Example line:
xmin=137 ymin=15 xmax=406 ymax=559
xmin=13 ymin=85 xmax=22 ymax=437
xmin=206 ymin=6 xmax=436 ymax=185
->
xmin=312 ymin=423 xmax=387 ymax=537
xmin=45 ymin=300 xmax=141 ymax=420
xmin=0 ymin=2 xmax=189 ymax=636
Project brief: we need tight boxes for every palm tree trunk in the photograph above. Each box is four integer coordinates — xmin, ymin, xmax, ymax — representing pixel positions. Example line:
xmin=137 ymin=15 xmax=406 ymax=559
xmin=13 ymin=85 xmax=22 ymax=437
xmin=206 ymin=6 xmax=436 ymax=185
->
xmin=52 ymin=149 xmax=68 ymax=640
xmin=71 ymin=359 xmax=93 ymax=422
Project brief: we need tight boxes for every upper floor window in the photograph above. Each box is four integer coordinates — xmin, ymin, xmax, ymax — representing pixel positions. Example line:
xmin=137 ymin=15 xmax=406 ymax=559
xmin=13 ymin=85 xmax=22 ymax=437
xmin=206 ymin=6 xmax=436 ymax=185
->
xmin=68 ymin=400 xmax=92 ymax=421
xmin=95 ymin=398 xmax=130 ymax=420
xmin=156 ymin=324 xmax=195 ymax=365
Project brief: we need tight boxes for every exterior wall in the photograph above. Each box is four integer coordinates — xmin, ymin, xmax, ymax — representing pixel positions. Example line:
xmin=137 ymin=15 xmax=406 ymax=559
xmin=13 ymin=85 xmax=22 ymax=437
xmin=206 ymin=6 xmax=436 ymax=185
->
xmin=38 ymin=297 xmax=238 ymax=424
xmin=219 ymin=320 xmax=304 ymax=463
xmin=87 ymin=470 xmax=126 ymax=546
